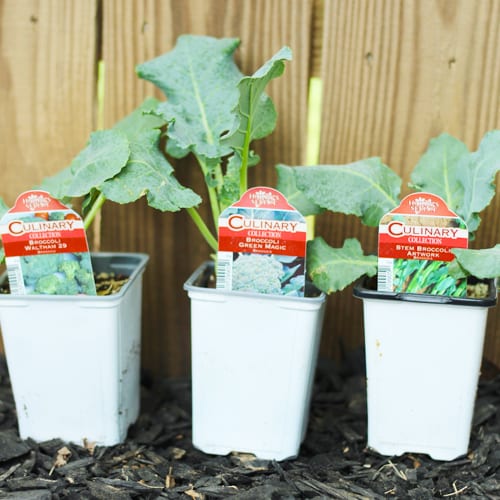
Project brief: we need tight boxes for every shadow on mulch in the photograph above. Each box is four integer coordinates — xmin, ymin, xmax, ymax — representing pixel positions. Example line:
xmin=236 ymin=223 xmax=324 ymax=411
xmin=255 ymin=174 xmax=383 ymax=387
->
xmin=0 ymin=351 xmax=499 ymax=499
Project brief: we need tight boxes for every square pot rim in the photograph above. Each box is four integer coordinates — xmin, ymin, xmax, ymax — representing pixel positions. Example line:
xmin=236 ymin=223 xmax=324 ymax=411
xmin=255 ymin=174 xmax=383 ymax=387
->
xmin=0 ymin=251 xmax=149 ymax=303
xmin=353 ymin=275 xmax=497 ymax=308
xmin=184 ymin=260 xmax=326 ymax=304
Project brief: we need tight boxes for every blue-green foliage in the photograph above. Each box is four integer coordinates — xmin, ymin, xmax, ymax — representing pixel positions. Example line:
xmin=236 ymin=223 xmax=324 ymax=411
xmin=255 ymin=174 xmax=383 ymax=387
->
xmin=278 ymin=131 xmax=500 ymax=292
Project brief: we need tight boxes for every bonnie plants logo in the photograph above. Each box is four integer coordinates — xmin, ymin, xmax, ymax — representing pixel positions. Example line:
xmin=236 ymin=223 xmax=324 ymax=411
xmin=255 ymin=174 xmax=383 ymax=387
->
xmin=23 ymin=194 xmax=51 ymax=212
xmin=409 ymin=196 xmax=439 ymax=215
xmin=249 ymin=189 xmax=279 ymax=208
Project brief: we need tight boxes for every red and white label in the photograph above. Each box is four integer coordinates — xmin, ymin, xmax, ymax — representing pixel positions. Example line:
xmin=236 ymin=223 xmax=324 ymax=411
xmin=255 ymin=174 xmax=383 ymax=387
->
xmin=218 ymin=187 xmax=307 ymax=257
xmin=378 ymin=193 xmax=468 ymax=262
xmin=377 ymin=193 xmax=469 ymax=295
xmin=0 ymin=190 xmax=96 ymax=295
xmin=216 ymin=187 xmax=308 ymax=296
xmin=0 ymin=191 xmax=89 ymax=257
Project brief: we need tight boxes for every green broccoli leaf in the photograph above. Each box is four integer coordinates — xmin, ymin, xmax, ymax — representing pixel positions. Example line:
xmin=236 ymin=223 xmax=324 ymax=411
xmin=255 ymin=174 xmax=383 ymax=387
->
xmin=287 ymin=158 xmax=401 ymax=226
xmin=410 ymin=133 xmax=469 ymax=212
xmin=39 ymin=165 xmax=75 ymax=201
xmin=137 ymin=35 xmax=242 ymax=162
xmin=222 ymin=46 xmax=292 ymax=161
xmin=218 ymin=151 xmax=260 ymax=212
xmin=100 ymin=129 xmax=201 ymax=211
xmin=411 ymin=131 xmax=500 ymax=236
xmin=41 ymin=130 xmax=130 ymax=199
xmin=217 ymin=156 xmax=245 ymax=211
xmin=275 ymin=164 xmax=325 ymax=216
xmin=219 ymin=46 xmax=292 ymax=210
xmin=113 ymin=97 xmax=166 ymax=140
xmin=456 ymin=130 xmax=500 ymax=235
xmin=452 ymin=244 xmax=500 ymax=279
xmin=307 ymin=237 xmax=378 ymax=293
xmin=67 ymin=130 xmax=130 ymax=196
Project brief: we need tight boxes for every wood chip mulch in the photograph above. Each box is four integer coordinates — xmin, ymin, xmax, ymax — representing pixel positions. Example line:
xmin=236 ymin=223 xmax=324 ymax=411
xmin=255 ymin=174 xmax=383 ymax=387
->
xmin=0 ymin=351 xmax=499 ymax=499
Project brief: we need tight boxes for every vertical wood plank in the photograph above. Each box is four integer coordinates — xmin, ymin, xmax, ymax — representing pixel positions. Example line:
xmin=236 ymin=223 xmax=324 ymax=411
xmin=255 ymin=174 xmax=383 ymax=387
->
xmin=0 ymin=0 xmax=98 ymax=353
xmin=0 ymin=0 xmax=99 ymax=205
xmin=317 ymin=0 xmax=500 ymax=366
xmin=100 ymin=0 xmax=314 ymax=377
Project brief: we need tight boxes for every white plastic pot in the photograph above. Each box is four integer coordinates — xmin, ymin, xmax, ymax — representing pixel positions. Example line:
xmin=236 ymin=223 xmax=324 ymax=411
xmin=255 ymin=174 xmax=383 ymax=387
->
xmin=354 ymin=277 xmax=497 ymax=461
xmin=184 ymin=261 xmax=326 ymax=461
xmin=0 ymin=252 xmax=148 ymax=446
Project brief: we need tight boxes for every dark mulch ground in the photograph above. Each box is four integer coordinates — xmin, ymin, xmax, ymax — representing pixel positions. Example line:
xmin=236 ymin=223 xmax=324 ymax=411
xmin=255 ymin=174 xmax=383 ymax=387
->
xmin=0 ymin=351 xmax=499 ymax=500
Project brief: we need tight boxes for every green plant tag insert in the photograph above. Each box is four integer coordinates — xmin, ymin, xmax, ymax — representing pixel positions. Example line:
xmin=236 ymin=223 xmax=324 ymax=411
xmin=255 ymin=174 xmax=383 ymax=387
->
xmin=378 ymin=192 xmax=469 ymax=296
xmin=0 ymin=191 xmax=96 ymax=295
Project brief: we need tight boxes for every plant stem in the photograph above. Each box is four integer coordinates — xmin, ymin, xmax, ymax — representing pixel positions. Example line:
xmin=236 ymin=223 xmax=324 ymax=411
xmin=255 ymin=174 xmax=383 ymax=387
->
xmin=186 ymin=206 xmax=218 ymax=252
xmin=239 ymin=127 xmax=252 ymax=195
xmin=196 ymin=155 xmax=222 ymax=229
xmin=83 ymin=192 xmax=107 ymax=231
xmin=239 ymin=90 xmax=253 ymax=195
xmin=89 ymin=59 xmax=106 ymax=249
xmin=207 ymin=184 xmax=221 ymax=229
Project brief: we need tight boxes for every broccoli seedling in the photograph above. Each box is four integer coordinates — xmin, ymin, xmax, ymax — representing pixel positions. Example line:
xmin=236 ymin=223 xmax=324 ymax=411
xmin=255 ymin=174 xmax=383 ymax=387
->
xmin=2 ymin=36 xmax=292 ymax=293
xmin=277 ymin=131 xmax=500 ymax=293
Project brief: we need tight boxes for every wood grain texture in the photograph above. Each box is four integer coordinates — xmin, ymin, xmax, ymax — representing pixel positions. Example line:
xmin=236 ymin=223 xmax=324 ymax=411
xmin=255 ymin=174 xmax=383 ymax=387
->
xmin=99 ymin=0 xmax=314 ymax=377
xmin=0 ymin=0 xmax=98 ymax=205
xmin=317 ymin=0 xmax=500 ymax=366
xmin=311 ymin=0 xmax=324 ymax=77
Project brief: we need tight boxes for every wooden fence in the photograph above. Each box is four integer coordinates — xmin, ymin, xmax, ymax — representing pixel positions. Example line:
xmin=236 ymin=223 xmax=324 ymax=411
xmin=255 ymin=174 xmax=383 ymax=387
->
xmin=1 ymin=0 xmax=499 ymax=377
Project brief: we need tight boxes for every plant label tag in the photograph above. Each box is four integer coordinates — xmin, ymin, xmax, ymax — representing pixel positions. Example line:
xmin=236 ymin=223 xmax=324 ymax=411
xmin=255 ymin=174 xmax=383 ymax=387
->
xmin=377 ymin=192 xmax=469 ymax=296
xmin=0 ymin=190 xmax=97 ymax=295
xmin=217 ymin=187 xmax=307 ymax=296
